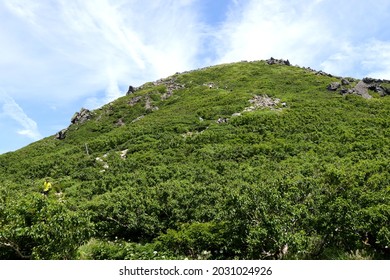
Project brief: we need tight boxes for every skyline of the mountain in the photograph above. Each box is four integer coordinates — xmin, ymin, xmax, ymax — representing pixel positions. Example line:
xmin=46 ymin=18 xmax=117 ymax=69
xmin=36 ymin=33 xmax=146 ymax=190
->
xmin=1 ymin=0 xmax=390 ymax=154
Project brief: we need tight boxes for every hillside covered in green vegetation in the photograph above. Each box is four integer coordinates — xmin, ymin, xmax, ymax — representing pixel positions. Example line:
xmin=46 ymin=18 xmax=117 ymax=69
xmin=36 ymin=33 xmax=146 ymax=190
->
xmin=1 ymin=60 xmax=389 ymax=260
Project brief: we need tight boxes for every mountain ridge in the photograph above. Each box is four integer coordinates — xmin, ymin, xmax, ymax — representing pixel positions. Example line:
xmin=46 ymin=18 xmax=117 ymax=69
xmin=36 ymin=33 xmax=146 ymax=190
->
xmin=1 ymin=59 xmax=389 ymax=260
xmin=48 ymin=58 xmax=388 ymax=144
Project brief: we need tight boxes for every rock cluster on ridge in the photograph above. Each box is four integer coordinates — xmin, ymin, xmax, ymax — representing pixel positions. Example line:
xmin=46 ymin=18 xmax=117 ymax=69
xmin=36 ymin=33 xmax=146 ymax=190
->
xmin=266 ymin=57 xmax=291 ymax=66
xmin=71 ymin=108 xmax=92 ymax=124
xmin=54 ymin=108 xmax=92 ymax=140
xmin=327 ymin=76 xmax=390 ymax=98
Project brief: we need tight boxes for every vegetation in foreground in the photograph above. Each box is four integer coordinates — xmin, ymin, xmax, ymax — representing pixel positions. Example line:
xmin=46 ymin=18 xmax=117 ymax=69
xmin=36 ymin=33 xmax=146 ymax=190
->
xmin=0 ymin=60 xmax=389 ymax=260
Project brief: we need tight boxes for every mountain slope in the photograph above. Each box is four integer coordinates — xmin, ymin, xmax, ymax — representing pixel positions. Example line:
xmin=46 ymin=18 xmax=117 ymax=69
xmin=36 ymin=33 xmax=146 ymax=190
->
xmin=1 ymin=60 xmax=389 ymax=260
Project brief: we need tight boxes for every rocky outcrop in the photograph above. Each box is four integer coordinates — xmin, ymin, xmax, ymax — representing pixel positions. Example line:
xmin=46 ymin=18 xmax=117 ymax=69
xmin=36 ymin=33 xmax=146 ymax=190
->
xmin=126 ymin=85 xmax=137 ymax=95
xmin=327 ymin=79 xmax=372 ymax=99
xmin=341 ymin=78 xmax=350 ymax=86
xmin=152 ymin=78 xmax=185 ymax=101
xmin=353 ymin=81 xmax=372 ymax=99
xmin=362 ymin=77 xmax=390 ymax=96
xmin=362 ymin=77 xmax=390 ymax=84
xmin=327 ymin=76 xmax=390 ymax=99
xmin=55 ymin=128 xmax=67 ymax=140
xmin=303 ymin=67 xmax=341 ymax=78
xmin=71 ymin=108 xmax=92 ymax=124
xmin=128 ymin=95 xmax=143 ymax=106
xmin=56 ymin=108 xmax=92 ymax=140
xmin=145 ymin=97 xmax=159 ymax=111
xmin=229 ymin=95 xmax=285 ymax=120
xmin=327 ymin=82 xmax=341 ymax=91
xmin=245 ymin=95 xmax=282 ymax=111
xmin=126 ymin=77 xmax=184 ymax=111
xmin=266 ymin=57 xmax=291 ymax=66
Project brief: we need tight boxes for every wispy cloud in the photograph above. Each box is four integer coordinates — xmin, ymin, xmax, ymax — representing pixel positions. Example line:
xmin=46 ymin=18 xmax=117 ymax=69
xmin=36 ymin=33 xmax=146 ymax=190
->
xmin=212 ymin=0 xmax=390 ymax=78
xmin=320 ymin=40 xmax=390 ymax=79
xmin=0 ymin=90 xmax=42 ymax=140
xmin=1 ymin=0 xmax=205 ymax=108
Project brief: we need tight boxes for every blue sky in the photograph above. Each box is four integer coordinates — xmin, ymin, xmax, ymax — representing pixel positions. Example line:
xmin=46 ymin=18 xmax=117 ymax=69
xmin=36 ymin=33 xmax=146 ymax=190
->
xmin=1 ymin=0 xmax=390 ymax=154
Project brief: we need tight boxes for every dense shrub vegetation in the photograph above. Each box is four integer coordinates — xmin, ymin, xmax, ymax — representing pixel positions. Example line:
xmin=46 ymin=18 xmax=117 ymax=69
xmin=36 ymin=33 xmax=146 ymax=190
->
xmin=1 ymin=61 xmax=389 ymax=259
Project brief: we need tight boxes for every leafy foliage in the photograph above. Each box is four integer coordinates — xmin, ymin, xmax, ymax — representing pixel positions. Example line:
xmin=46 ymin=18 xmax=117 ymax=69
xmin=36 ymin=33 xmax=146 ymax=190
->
xmin=1 ymin=61 xmax=389 ymax=259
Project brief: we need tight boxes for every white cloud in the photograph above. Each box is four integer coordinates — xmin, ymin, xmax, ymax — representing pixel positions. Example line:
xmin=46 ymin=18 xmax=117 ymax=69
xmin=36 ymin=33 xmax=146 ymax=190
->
xmin=213 ymin=0 xmax=390 ymax=79
xmin=0 ymin=90 xmax=42 ymax=140
xmin=320 ymin=40 xmax=390 ymax=79
xmin=213 ymin=0 xmax=332 ymax=66
xmin=362 ymin=41 xmax=390 ymax=79
xmin=1 ymin=0 xmax=204 ymax=108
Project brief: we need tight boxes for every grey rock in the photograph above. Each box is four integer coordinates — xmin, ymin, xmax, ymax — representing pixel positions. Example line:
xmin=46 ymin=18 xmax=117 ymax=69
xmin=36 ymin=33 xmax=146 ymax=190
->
xmin=128 ymin=95 xmax=143 ymax=106
xmin=70 ymin=112 xmax=79 ymax=124
xmin=245 ymin=95 xmax=281 ymax=111
xmin=353 ymin=81 xmax=372 ymax=99
xmin=382 ymin=86 xmax=390 ymax=96
xmin=217 ymin=117 xmax=228 ymax=124
xmin=71 ymin=108 xmax=91 ymax=124
xmin=374 ymin=87 xmax=386 ymax=96
xmin=148 ymin=77 xmax=185 ymax=101
xmin=362 ymin=77 xmax=388 ymax=84
xmin=126 ymin=85 xmax=136 ymax=95
xmin=310 ymin=69 xmax=338 ymax=78
xmin=341 ymin=78 xmax=350 ymax=85
xmin=55 ymin=128 xmax=67 ymax=140
xmin=132 ymin=115 xmax=145 ymax=123
xmin=327 ymin=82 xmax=341 ymax=91
xmin=116 ymin=118 xmax=125 ymax=126
xmin=266 ymin=57 xmax=291 ymax=66
xmin=361 ymin=77 xmax=390 ymax=96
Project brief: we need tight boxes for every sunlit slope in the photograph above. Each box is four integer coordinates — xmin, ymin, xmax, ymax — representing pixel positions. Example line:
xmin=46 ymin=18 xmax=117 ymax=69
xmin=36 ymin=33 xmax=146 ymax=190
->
xmin=1 ymin=60 xmax=389 ymax=260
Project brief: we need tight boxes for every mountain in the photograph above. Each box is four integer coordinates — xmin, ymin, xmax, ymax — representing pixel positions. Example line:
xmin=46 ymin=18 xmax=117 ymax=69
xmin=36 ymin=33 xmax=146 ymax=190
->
xmin=1 ymin=59 xmax=389 ymax=260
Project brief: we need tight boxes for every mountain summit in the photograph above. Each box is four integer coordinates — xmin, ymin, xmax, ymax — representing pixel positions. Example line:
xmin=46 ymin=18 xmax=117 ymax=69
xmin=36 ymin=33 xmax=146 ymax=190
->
xmin=1 ymin=60 xmax=389 ymax=260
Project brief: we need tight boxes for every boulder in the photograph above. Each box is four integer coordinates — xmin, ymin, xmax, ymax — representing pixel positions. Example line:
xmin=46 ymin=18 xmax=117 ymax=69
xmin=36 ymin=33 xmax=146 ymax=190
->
xmin=362 ymin=77 xmax=388 ymax=84
xmin=362 ymin=77 xmax=390 ymax=96
xmin=126 ymin=85 xmax=136 ymax=95
xmin=217 ymin=117 xmax=228 ymax=124
xmin=353 ymin=81 xmax=372 ymax=99
xmin=327 ymin=82 xmax=341 ymax=91
xmin=70 ymin=112 xmax=79 ymax=124
xmin=71 ymin=108 xmax=91 ymax=124
xmin=55 ymin=128 xmax=67 ymax=140
xmin=341 ymin=78 xmax=350 ymax=85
